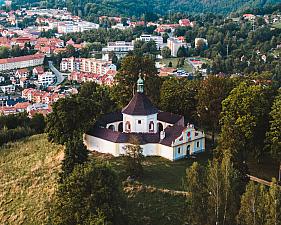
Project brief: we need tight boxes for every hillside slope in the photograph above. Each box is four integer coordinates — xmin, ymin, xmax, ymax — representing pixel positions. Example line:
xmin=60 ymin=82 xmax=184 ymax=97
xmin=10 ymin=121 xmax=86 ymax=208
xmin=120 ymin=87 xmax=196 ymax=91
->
xmin=12 ymin=0 xmax=281 ymax=16
xmin=0 ymin=134 xmax=63 ymax=225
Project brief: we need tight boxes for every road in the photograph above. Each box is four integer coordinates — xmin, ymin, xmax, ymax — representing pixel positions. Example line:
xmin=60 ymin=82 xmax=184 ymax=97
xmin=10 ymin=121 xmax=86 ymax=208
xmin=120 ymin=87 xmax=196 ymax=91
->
xmin=48 ymin=61 xmax=65 ymax=85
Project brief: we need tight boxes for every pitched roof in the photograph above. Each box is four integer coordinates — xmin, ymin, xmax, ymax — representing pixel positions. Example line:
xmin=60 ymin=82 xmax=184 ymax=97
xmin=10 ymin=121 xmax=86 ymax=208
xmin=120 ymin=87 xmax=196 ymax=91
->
xmin=122 ymin=93 xmax=158 ymax=115
xmin=159 ymin=125 xmax=185 ymax=146
xmin=157 ymin=111 xmax=183 ymax=124
xmin=87 ymin=127 xmax=160 ymax=145
xmin=0 ymin=54 xmax=44 ymax=64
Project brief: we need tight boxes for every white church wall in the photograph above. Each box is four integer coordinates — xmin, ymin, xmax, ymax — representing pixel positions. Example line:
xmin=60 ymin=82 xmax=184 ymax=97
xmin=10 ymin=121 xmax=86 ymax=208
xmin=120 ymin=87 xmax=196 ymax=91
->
xmin=123 ymin=113 xmax=157 ymax=133
xmin=84 ymin=134 xmax=119 ymax=156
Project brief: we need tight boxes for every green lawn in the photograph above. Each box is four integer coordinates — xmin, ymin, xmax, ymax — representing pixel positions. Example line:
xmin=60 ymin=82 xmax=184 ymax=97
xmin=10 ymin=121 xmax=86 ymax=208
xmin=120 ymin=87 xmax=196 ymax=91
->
xmin=92 ymin=151 xmax=212 ymax=190
xmin=160 ymin=57 xmax=193 ymax=72
xmin=0 ymin=134 xmax=64 ymax=225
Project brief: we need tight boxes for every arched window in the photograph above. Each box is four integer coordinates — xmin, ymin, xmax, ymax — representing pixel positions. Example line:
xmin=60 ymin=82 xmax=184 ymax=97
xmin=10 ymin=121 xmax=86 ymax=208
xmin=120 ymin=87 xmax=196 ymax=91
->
xmin=108 ymin=125 xmax=115 ymax=131
xmin=125 ymin=121 xmax=131 ymax=132
xmin=149 ymin=121 xmax=154 ymax=132
xmin=157 ymin=123 xmax=163 ymax=133
xmin=186 ymin=145 xmax=190 ymax=156
xmin=118 ymin=122 xmax=123 ymax=132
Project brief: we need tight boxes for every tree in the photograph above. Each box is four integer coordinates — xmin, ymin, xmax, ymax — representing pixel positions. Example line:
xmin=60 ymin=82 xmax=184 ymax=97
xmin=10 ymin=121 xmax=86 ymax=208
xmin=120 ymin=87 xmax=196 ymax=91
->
xmin=196 ymin=76 xmax=233 ymax=144
xmin=160 ymin=78 xmax=199 ymax=122
xmin=237 ymin=181 xmax=268 ymax=225
xmin=111 ymin=55 xmax=160 ymax=108
xmin=52 ymin=162 xmax=127 ymax=225
xmin=183 ymin=162 xmax=207 ymax=225
xmin=46 ymin=82 xmax=116 ymax=144
xmin=206 ymin=155 xmax=240 ymax=225
xmin=161 ymin=46 xmax=171 ymax=58
xmin=217 ymin=82 xmax=272 ymax=163
xmin=29 ymin=113 xmax=46 ymax=133
xmin=265 ymin=178 xmax=281 ymax=225
xmin=177 ymin=46 xmax=187 ymax=57
xmin=60 ymin=136 xmax=89 ymax=180
xmin=265 ymin=89 xmax=281 ymax=177
xmin=123 ymin=136 xmax=144 ymax=178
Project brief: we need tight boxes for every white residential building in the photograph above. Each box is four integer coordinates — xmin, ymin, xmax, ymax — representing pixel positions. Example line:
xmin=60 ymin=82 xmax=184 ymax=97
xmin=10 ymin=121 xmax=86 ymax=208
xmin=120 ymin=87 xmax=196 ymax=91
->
xmin=60 ymin=57 xmax=117 ymax=76
xmin=167 ymin=37 xmax=188 ymax=57
xmin=102 ymin=41 xmax=134 ymax=60
xmin=0 ymin=54 xmax=45 ymax=71
xmin=0 ymin=84 xmax=15 ymax=94
xmin=57 ymin=21 xmax=99 ymax=34
xmin=36 ymin=72 xmax=55 ymax=87
xmin=135 ymin=34 xmax=164 ymax=50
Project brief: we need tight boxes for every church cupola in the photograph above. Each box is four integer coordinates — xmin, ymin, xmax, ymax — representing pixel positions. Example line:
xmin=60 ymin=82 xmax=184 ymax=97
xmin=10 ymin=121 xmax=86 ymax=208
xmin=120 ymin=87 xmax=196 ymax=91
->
xmin=137 ymin=76 xmax=144 ymax=93
xmin=122 ymin=76 xmax=158 ymax=133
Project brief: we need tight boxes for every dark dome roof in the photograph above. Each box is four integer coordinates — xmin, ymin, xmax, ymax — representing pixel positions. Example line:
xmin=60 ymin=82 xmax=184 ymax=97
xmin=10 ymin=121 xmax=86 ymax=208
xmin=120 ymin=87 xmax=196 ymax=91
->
xmin=122 ymin=93 xmax=158 ymax=115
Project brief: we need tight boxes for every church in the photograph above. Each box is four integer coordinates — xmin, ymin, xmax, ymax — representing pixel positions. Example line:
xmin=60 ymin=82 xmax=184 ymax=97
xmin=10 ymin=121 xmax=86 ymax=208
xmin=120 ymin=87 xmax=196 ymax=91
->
xmin=84 ymin=77 xmax=205 ymax=161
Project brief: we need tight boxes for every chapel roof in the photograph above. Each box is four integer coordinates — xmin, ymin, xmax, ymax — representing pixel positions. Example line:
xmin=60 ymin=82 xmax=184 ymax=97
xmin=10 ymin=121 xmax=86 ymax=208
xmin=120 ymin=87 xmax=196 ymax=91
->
xmin=122 ymin=92 xmax=158 ymax=115
xmin=87 ymin=124 xmax=185 ymax=147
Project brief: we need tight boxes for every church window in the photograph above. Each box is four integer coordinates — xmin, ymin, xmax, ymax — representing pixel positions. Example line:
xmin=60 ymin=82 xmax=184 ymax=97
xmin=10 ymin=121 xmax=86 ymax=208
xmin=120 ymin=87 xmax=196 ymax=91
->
xmin=197 ymin=141 xmax=200 ymax=148
xmin=178 ymin=147 xmax=181 ymax=154
xmin=149 ymin=121 xmax=154 ymax=131
xmin=126 ymin=121 xmax=131 ymax=131
xmin=138 ymin=120 xmax=142 ymax=124
xmin=187 ymin=131 xmax=191 ymax=137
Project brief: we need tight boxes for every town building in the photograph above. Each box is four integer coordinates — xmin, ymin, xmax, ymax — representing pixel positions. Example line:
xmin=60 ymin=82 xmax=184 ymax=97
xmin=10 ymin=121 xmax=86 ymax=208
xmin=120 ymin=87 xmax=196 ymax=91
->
xmin=60 ymin=57 xmax=116 ymax=76
xmin=167 ymin=37 xmax=188 ymax=57
xmin=84 ymin=78 xmax=205 ymax=161
xmin=0 ymin=54 xmax=45 ymax=71
xmin=0 ymin=84 xmax=15 ymax=94
xmin=35 ymin=71 xmax=55 ymax=88
xmin=135 ymin=34 xmax=164 ymax=50
xmin=57 ymin=21 xmax=99 ymax=34
xmin=102 ymin=41 xmax=134 ymax=60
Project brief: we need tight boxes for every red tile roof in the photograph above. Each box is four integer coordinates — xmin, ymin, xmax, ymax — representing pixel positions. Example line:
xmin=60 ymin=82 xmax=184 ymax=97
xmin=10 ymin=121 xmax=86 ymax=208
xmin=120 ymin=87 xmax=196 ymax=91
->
xmin=0 ymin=54 xmax=44 ymax=64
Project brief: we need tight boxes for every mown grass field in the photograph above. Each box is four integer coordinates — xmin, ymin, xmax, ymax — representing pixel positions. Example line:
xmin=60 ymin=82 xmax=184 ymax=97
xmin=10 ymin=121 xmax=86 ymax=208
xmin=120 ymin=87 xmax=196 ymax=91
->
xmin=0 ymin=134 xmax=64 ymax=225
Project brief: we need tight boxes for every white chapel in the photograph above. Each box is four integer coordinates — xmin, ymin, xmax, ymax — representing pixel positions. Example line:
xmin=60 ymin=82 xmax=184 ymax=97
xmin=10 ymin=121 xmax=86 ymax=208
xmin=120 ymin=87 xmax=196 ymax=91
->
xmin=84 ymin=77 xmax=205 ymax=161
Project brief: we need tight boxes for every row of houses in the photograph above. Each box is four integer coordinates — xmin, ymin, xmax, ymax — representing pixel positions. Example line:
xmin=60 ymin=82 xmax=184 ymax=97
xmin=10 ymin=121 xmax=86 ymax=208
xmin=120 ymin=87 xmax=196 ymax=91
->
xmin=60 ymin=57 xmax=117 ymax=75
xmin=68 ymin=70 xmax=116 ymax=86
xmin=0 ymin=53 xmax=45 ymax=72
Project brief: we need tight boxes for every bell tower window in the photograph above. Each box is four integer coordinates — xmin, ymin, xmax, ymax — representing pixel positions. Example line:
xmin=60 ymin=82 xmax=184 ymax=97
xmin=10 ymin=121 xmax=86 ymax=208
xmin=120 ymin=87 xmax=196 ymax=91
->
xmin=125 ymin=121 xmax=131 ymax=132
xmin=149 ymin=121 xmax=154 ymax=132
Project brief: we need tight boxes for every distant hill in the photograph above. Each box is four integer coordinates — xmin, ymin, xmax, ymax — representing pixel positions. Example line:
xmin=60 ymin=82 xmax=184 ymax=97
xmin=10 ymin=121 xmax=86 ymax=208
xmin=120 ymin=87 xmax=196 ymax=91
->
xmin=12 ymin=0 xmax=281 ymax=17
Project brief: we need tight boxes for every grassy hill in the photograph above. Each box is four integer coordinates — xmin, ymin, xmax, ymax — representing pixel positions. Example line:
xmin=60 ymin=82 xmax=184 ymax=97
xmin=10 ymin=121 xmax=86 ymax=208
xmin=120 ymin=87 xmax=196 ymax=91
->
xmin=1 ymin=134 xmax=277 ymax=224
xmin=0 ymin=134 xmax=198 ymax=225
xmin=0 ymin=134 xmax=64 ymax=224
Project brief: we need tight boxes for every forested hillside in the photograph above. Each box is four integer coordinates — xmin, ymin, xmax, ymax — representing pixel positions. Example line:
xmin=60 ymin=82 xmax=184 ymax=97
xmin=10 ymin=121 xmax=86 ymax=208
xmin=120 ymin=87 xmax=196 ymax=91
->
xmin=12 ymin=0 xmax=281 ymax=18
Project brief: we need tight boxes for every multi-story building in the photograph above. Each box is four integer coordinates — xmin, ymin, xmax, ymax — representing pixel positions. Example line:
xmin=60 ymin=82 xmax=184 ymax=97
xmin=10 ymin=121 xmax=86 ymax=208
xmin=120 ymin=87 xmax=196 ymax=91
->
xmin=0 ymin=84 xmax=15 ymax=94
xmin=57 ymin=21 xmax=99 ymax=34
xmin=36 ymin=72 xmax=55 ymax=88
xmin=102 ymin=41 xmax=134 ymax=60
xmin=167 ymin=37 xmax=188 ymax=57
xmin=0 ymin=54 xmax=45 ymax=71
xmin=135 ymin=34 xmax=164 ymax=50
xmin=60 ymin=57 xmax=116 ymax=76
